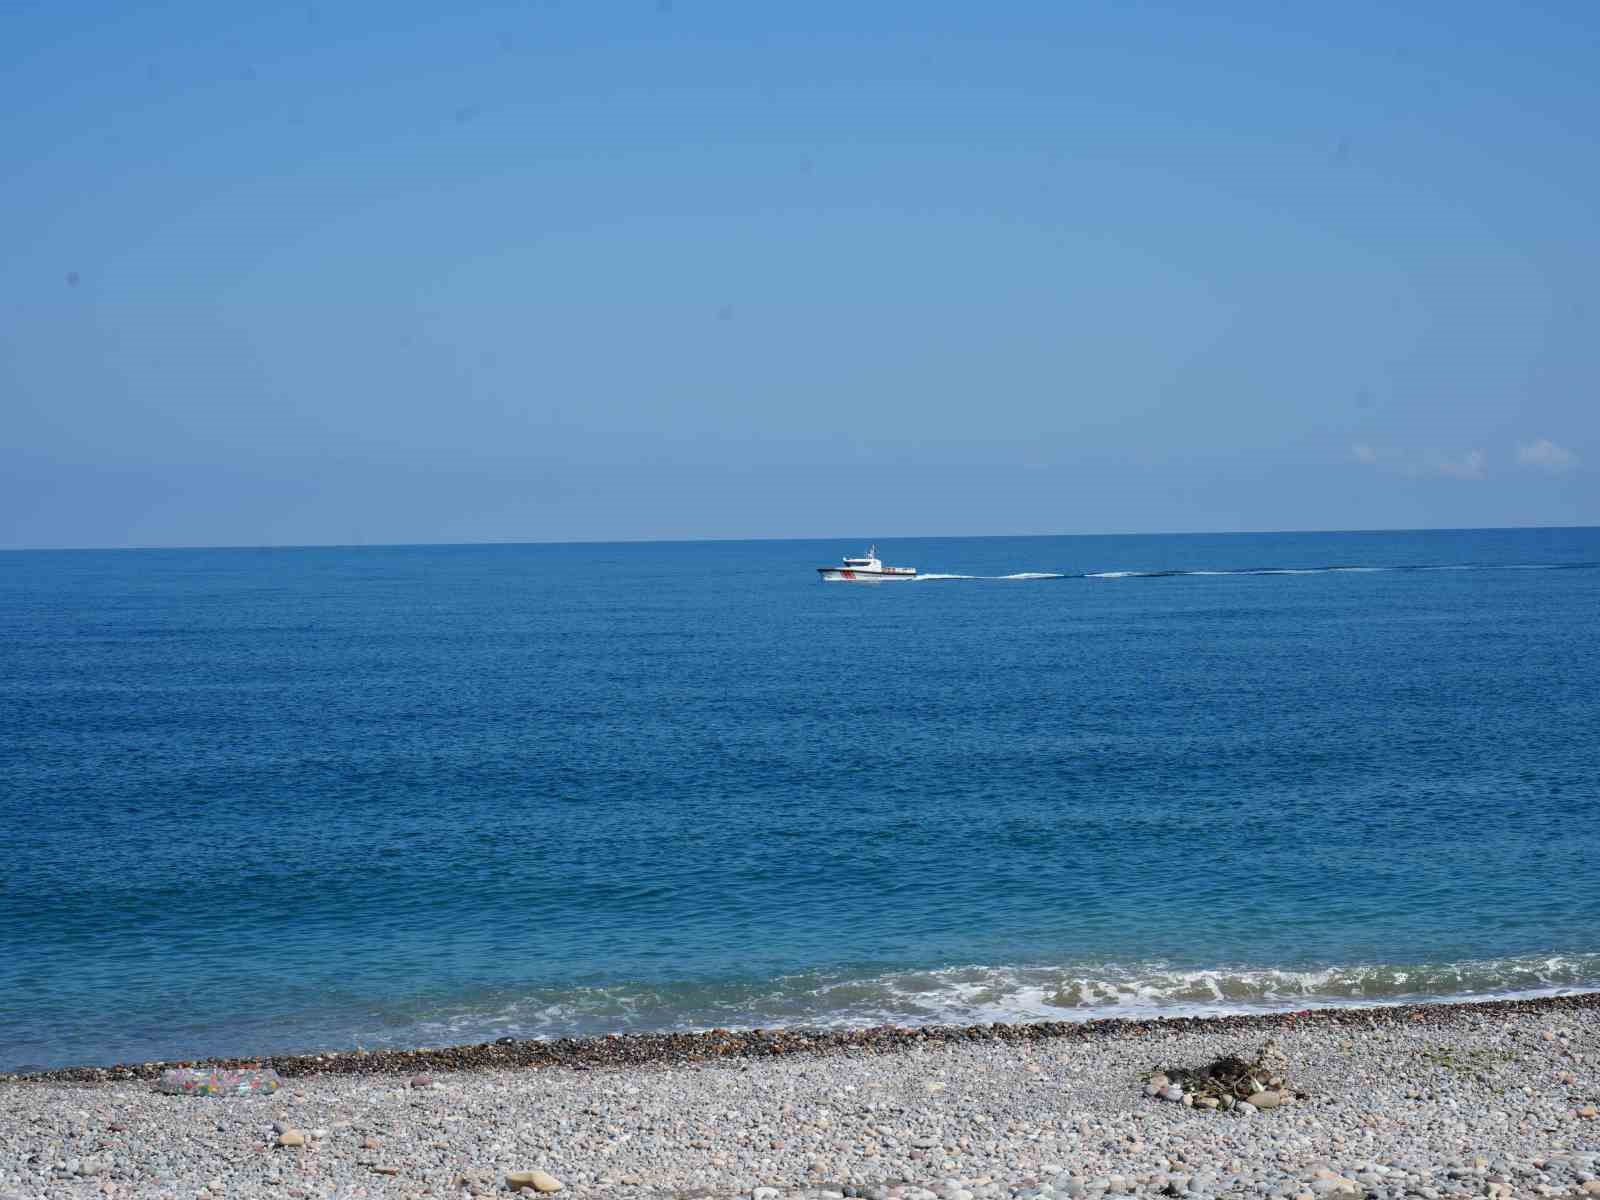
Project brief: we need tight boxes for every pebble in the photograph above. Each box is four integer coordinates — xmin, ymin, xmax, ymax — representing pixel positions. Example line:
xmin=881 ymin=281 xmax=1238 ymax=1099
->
xmin=1243 ymin=1091 xmax=1284 ymax=1109
xmin=1 ymin=1000 xmax=1598 ymax=1200
xmin=507 ymin=1169 xmax=564 ymax=1193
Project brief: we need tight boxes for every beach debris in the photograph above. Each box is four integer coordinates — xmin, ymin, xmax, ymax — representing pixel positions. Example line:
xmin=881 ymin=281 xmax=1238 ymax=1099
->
xmin=1145 ymin=1038 xmax=1304 ymax=1111
xmin=275 ymin=1129 xmax=306 ymax=1148
xmin=507 ymin=1169 xmax=564 ymax=1192
xmin=155 ymin=1066 xmax=282 ymax=1096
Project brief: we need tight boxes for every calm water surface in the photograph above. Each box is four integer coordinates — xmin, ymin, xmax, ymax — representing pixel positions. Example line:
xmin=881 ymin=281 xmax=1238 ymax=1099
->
xmin=2 ymin=528 xmax=1598 ymax=1071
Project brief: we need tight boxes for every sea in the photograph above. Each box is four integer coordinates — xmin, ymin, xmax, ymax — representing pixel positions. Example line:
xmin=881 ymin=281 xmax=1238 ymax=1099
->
xmin=2 ymin=527 xmax=1598 ymax=1074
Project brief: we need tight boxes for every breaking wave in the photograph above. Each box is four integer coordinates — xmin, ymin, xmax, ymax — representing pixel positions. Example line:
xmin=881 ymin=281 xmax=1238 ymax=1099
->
xmin=364 ymin=954 xmax=1600 ymax=1052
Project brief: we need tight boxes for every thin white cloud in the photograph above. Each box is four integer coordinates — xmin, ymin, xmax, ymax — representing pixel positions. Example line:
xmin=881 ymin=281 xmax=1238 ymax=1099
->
xmin=1352 ymin=444 xmax=1490 ymax=479
xmin=1515 ymin=438 xmax=1577 ymax=474
xmin=1427 ymin=449 xmax=1486 ymax=480
xmin=1350 ymin=443 xmax=1381 ymax=464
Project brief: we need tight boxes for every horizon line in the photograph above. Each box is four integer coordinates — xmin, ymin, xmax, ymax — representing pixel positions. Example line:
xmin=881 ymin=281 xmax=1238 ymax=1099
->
xmin=4 ymin=521 xmax=1598 ymax=554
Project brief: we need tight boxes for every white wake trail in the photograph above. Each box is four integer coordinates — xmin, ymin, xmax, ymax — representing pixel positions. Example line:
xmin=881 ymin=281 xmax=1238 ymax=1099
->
xmin=912 ymin=571 xmax=1065 ymax=582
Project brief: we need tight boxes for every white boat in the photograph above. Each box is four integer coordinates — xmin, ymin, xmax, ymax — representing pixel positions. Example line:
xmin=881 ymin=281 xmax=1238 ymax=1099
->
xmin=816 ymin=545 xmax=917 ymax=582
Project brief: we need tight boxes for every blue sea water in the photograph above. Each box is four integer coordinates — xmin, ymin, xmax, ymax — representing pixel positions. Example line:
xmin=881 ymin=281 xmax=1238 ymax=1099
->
xmin=2 ymin=527 xmax=1599 ymax=1073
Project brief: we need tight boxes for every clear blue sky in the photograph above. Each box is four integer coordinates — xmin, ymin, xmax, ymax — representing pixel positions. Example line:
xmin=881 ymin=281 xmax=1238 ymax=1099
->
xmin=3 ymin=1 xmax=1596 ymax=548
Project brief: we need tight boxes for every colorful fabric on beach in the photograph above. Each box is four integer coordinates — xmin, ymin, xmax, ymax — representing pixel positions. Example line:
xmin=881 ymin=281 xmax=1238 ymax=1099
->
xmin=156 ymin=1068 xmax=281 ymax=1096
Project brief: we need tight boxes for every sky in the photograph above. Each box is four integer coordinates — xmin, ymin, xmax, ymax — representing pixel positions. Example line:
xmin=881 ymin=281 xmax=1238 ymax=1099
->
xmin=2 ymin=1 xmax=1597 ymax=549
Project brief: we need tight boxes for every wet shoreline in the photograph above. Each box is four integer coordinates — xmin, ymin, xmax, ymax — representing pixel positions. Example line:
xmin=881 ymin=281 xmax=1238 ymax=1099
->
xmin=9 ymin=989 xmax=1597 ymax=1085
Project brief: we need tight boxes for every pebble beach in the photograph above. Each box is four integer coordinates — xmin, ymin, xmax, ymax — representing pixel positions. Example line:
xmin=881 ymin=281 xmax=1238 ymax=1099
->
xmin=3 ymin=995 xmax=1597 ymax=1200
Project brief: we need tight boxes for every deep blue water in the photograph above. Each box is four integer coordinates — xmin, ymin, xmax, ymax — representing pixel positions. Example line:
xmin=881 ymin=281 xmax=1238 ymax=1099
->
xmin=3 ymin=528 xmax=1599 ymax=1073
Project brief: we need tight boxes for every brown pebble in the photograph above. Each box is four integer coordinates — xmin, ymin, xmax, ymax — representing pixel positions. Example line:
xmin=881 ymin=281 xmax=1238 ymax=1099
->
xmin=363 ymin=1136 xmax=382 ymax=1150
xmin=275 ymin=1130 xmax=306 ymax=1148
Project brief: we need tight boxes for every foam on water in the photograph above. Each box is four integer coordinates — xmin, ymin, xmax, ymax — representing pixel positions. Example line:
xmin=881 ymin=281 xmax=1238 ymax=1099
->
xmin=1074 ymin=562 xmax=1598 ymax=580
xmin=910 ymin=571 xmax=1067 ymax=581
xmin=904 ymin=562 xmax=1600 ymax=584
xmin=365 ymin=954 xmax=1600 ymax=1052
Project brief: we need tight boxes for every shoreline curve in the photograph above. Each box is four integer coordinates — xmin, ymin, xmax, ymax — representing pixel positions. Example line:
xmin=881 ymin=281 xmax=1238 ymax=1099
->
xmin=8 ymin=988 xmax=1598 ymax=1086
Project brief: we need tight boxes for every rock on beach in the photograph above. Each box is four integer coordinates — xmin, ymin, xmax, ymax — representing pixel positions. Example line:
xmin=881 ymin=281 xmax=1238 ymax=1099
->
xmin=1242 ymin=1089 xmax=1284 ymax=1108
xmin=508 ymin=1168 xmax=565 ymax=1192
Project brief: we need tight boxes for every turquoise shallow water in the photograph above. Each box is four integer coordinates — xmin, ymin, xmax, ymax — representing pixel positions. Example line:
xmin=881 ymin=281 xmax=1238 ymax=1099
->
xmin=2 ymin=527 xmax=1598 ymax=1072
